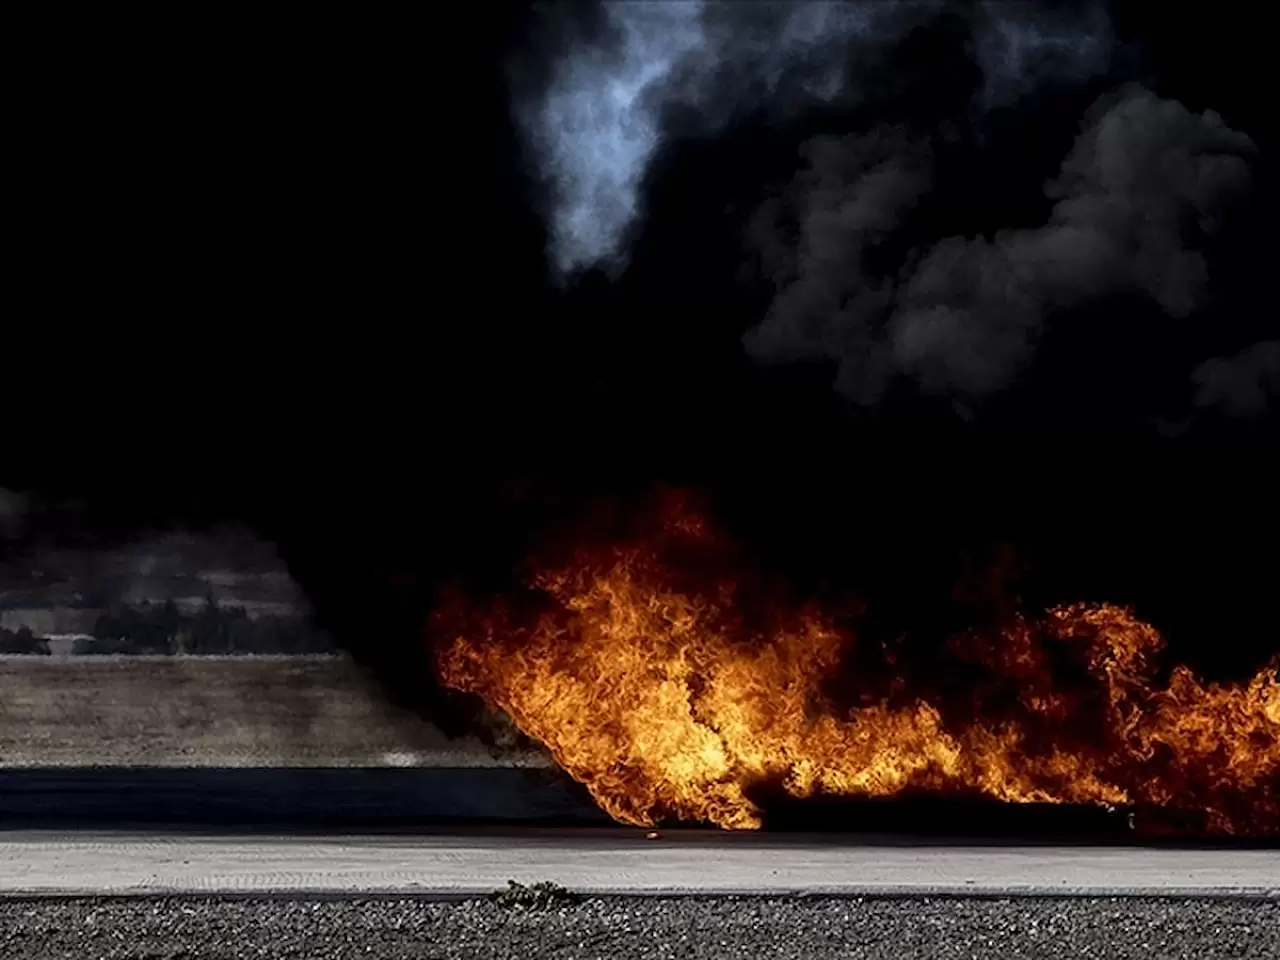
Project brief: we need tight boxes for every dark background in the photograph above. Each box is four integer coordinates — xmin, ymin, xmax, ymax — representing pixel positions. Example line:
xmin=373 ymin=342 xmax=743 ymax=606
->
xmin=4 ymin=3 xmax=1275 ymax=728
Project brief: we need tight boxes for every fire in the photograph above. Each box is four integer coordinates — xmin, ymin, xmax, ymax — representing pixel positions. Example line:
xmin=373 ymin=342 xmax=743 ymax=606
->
xmin=433 ymin=492 xmax=1280 ymax=832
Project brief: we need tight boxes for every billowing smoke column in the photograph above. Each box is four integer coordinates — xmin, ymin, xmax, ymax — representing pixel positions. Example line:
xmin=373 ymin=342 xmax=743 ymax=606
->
xmin=746 ymin=87 xmax=1257 ymax=406
xmin=518 ymin=0 xmax=1117 ymax=279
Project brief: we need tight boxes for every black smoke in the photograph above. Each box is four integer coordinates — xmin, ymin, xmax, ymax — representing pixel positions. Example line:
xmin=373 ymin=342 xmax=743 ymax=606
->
xmin=3 ymin=2 xmax=1276 ymax=734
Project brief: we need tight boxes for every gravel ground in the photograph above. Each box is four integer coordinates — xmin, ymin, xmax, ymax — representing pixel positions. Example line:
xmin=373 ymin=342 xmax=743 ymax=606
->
xmin=0 ymin=895 xmax=1276 ymax=960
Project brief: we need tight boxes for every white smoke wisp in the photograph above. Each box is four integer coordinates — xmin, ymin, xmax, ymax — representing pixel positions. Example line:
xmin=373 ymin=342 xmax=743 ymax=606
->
xmin=526 ymin=2 xmax=706 ymax=279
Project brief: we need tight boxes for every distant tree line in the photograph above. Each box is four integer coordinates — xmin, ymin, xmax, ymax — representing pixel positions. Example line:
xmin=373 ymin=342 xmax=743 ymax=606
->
xmin=2 ymin=599 xmax=339 ymax=655
xmin=0 ymin=625 xmax=50 ymax=655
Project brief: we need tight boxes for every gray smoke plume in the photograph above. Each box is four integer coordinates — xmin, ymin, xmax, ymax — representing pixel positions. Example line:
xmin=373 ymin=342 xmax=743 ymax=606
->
xmin=520 ymin=0 xmax=1115 ymax=278
xmin=746 ymin=86 xmax=1257 ymax=406
xmin=1192 ymin=341 xmax=1280 ymax=419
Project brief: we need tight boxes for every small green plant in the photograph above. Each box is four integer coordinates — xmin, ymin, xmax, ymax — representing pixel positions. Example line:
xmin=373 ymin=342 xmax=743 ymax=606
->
xmin=490 ymin=879 xmax=582 ymax=909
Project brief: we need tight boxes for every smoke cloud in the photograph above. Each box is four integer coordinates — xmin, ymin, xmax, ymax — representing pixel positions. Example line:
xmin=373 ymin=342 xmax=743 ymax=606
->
xmin=1192 ymin=341 xmax=1280 ymax=419
xmin=746 ymin=86 xmax=1256 ymax=406
xmin=520 ymin=0 xmax=1115 ymax=278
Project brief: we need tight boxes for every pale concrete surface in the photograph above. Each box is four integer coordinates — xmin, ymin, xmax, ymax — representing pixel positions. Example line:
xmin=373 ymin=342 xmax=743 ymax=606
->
xmin=2 ymin=831 xmax=1279 ymax=897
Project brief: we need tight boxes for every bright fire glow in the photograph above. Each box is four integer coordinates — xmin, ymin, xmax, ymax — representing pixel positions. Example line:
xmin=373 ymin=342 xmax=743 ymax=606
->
xmin=434 ymin=492 xmax=1280 ymax=832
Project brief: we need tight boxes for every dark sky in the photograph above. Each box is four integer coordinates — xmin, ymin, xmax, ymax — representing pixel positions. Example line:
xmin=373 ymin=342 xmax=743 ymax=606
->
xmin=4 ymin=3 xmax=1276 ymax=721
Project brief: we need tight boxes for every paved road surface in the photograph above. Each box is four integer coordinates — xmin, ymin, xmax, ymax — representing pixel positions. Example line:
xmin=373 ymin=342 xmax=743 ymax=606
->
xmin=0 ymin=767 xmax=606 ymax=827
xmin=3 ymin=830 xmax=1278 ymax=897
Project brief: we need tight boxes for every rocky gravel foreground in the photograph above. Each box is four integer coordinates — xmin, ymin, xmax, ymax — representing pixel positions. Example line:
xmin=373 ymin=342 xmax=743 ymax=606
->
xmin=0 ymin=895 xmax=1275 ymax=959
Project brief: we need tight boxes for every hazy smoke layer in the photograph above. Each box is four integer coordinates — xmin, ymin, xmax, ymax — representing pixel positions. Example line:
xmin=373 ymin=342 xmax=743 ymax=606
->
xmin=746 ymin=87 xmax=1256 ymax=406
xmin=969 ymin=0 xmax=1114 ymax=110
xmin=0 ymin=489 xmax=27 ymax=540
xmin=521 ymin=0 xmax=1115 ymax=278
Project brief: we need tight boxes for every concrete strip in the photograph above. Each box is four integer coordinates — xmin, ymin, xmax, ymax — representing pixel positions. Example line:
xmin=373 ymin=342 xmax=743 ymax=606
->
xmin=2 ymin=831 xmax=1278 ymax=898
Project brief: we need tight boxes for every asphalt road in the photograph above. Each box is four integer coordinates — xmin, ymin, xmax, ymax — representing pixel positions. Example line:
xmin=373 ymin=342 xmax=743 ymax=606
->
xmin=3 ymin=830 xmax=1279 ymax=897
xmin=0 ymin=767 xmax=605 ymax=828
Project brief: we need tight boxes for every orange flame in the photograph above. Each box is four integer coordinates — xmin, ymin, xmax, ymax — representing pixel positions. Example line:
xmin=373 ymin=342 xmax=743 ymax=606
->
xmin=434 ymin=493 xmax=1280 ymax=832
